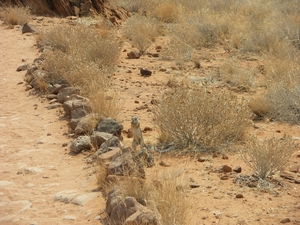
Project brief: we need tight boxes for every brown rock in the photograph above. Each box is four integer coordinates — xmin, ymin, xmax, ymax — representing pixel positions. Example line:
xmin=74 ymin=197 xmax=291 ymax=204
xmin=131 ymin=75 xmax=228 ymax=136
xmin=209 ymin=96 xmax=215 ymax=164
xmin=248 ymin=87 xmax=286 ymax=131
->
xmin=190 ymin=183 xmax=200 ymax=188
xmin=220 ymin=175 xmax=229 ymax=180
xmin=280 ymin=171 xmax=295 ymax=180
xmin=289 ymin=165 xmax=299 ymax=173
xmin=22 ymin=23 xmax=36 ymax=34
xmin=159 ymin=161 xmax=170 ymax=167
xmin=198 ymin=157 xmax=206 ymax=162
xmin=16 ymin=63 xmax=30 ymax=71
xmin=233 ymin=166 xmax=242 ymax=173
xmin=143 ymin=127 xmax=153 ymax=132
xmin=221 ymin=165 xmax=232 ymax=173
xmin=140 ymin=69 xmax=152 ymax=77
xmin=236 ymin=194 xmax=244 ymax=198
xmin=127 ymin=51 xmax=141 ymax=59
xmin=127 ymin=128 xmax=133 ymax=138
xmin=280 ymin=218 xmax=291 ymax=223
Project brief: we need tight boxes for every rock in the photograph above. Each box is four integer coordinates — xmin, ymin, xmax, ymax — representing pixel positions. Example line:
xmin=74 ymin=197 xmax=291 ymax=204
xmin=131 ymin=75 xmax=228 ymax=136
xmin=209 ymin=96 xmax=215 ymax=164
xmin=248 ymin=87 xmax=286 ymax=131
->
xmin=289 ymin=165 xmax=299 ymax=173
xmin=190 ymin=183 xmax=200 ymax=188
xmin=46 ymin=94 xmax=57 ymax=100
xmin=220 ymin=175 xmax=229 ymax=180
xmin=127 ymin=128 xmax=133 ymax=138
xmin=80 ymin=0 xmax=92 ymax=15
xmin=25 ymin=85 xmax=33 ymax=91
xmin=280 ymin=218 xmax=291 ymax=223
xmin=54 ymin=190 xmax=78 ymax=204
xmin=90 ymin=131 xmax=113 ymax=149
xmin=221 ymin=165 xmax=232 ymax=173
xmin=69 ymin=136 xmax=92 ymax=154
xmin=46 ymin=103 xmax=62 ymax=110
xmin=71 ymin=193 xmax=98 ymax=206
xmin=140 ymin=69 xmax=152 ymax=77
xmin=106 ymin=190 xmax=160 ymax=225
xmin=57 ymin=87 xmax=81 ymax=103
xmin=109 ymin=148 xmax=145 ymax=178
xmin=95 ymin=136 xmax=121 ymax=155
xmin=294 ymin=179 xmax=300 ymax=184
xmin=98 ymin=148 xmax=122 ymax=161
xmin=137 ymin=150 xmax=155 ymax=168
xmin=127 ymin=51 xmax=141 ymax=59
xmin=49 ymin=83 xmax=68 ymax=94
xmin=233 ymin=166 xmax=242 ymax=173
xmin=22 ymin=22 xmax=36 ymax=34
xmin=95 ymin=118 xmax=123 ymax=140
xmin=30 ymin=70 xmax=50 ymax=90
xmin=159 ymin=161 xmax=170 ymax=167
xmin=0 ymin=180 xmax=15 ymax=187
xmin=16 ymin=63 xmax=30 ymax=71
xmin=236 ymin=194 xmax=244 ymax=198
xmin=198 ymin=157 xmax=206 ymax=162
xmin=143 ymin=126 xmax=153 ymax=132
xmin=280 ymin=171 xmax=295 ymax=180
xmin=74 ymin=114 xmax=98 ymax=135
xmin=63 ymin=215 xmax=76 ymax=220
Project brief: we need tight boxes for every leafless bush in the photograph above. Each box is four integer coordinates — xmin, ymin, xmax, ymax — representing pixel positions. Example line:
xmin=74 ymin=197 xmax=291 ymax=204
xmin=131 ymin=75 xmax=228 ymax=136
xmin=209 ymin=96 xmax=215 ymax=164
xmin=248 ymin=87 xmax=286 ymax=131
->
xmin=153 ymin=88 xmax=250 ymax=150
xmin=153 ymin=1 xmax=180 ymax=23
xmin=0 ymin=6 xmax=31 ymax=25
xmin=240 ymin=135 xmax=295 ymax=179
xmin=122 ymin=15 xmax=161 ymax=54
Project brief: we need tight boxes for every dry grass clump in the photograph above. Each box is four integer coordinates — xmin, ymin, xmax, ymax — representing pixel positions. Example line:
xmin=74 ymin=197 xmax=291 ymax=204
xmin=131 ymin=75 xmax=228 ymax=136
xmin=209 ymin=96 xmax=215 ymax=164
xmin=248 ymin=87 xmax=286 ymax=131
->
xmin=112 ymin=170 xmax=190 ymax=225
xmin=39 ymin=24 xmax=121 ymax=118
xmin=153 ymin=88 xmax=250 ymax=150
xmin=240 ymin=135 xmax=295 ymax=179
xmin=122 ymin=15 xmax=161 ymax=54
xmin=153 ymin=1 xmax=180 ymax=23
xmin=0 ymin=6 xmax=31 ymax=25
xmin=220 ymin=58 xmax=255 ymax=89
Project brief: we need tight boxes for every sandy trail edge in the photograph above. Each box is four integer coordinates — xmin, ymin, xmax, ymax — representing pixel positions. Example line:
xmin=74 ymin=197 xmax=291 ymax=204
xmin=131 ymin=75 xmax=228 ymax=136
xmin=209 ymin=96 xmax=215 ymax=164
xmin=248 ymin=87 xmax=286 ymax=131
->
xmin=0 ymin=22 xmax=104 ymax=225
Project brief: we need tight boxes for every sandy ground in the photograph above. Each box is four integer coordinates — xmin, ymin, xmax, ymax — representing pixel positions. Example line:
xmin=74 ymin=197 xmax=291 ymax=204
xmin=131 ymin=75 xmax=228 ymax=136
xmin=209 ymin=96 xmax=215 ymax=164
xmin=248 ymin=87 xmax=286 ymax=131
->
xmin=0 ymin=22 xmax=105 ymax=225
xmin=0 ymin=17 xmax=300 ymax=225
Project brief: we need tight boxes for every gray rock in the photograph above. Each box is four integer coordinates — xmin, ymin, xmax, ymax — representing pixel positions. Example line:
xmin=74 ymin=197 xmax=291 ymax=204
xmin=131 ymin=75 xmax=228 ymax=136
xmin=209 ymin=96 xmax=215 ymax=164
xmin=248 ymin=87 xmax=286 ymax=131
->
xmin=98 ymin=148 xmax=122 ymax=161
xmin=63 ymin=98 xmax=91 ymax=117
xmin=57 ymin=87 xmax=80 ymax=103
xmin=63 ymin=215 xmax=76 ymax=220
xmin=95 ymin=118 xmax=123 ymax=140
xmin=22 ymin=22 xmax=36 ymax=34
xmin=70 ymin=136 xmax=92 ymax=154
xmin=16 ymin=63 xmax=30 ymax=71
xmin=95 ymin=136 xmax=120 ymax=155
xmin=46 ymin=103 xmax=62 ymax=110
xmin=74 ymin=114 xmax=98 ymax=135
xmin=91 ymin=131 xmax=113 ymax=149
xmin=71 ymin=193 xmax=98 ymax=206
xmin=49 ymin=83 xmax=68 ymax=94
xmin=54 ymin=190 xmax=78 ymax=204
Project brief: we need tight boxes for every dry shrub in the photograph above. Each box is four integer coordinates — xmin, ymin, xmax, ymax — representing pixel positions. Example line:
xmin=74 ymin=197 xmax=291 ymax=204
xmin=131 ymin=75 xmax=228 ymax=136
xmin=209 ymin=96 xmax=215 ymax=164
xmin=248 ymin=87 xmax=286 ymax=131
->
xmin=153 ymin=88 xmax=250 ymax=150
xmin=153 ymin=2 xmax=180 ymax=23
xmin=220 ymin=58 xmax=255 ymax=88
xmin=160 ymin=37 xmax=193 ymax=65
xmin=0 ymin=6 xmax=31 ymax=25
xmin=113 ymin=169 xmax=190 ymax=225
xmin=240 ymin=135 xmax=295 ymax=179
xmin=109 ymin=0 xmax=151 ymax=13
xmin=122 ymin=15 xmax=161 ymax=54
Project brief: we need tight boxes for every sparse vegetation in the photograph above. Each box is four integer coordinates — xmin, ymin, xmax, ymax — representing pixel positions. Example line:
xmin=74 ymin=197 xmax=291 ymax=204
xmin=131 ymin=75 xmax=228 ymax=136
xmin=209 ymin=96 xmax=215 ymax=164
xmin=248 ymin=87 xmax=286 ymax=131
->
xmin=39 ymin=24 xmax=121 ymax=119
xmin=240 ymin=135 xmax=295 ymax=179
xmin=153 ymin=88 xmax=250 ymax=150
xmin=122 ymin=15 xmax=161 ymax=54
xmin=0 ymin=6 xmax=31 ymax=25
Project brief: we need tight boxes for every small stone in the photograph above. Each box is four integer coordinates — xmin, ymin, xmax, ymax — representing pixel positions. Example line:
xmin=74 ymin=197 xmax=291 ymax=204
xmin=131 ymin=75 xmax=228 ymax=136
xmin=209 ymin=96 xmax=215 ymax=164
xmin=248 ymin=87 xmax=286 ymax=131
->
xmin=94 ymin=215 xmax=101 ymax=220
xmin=134 ymin=100 xmax=139 ymax=104
xmin=159 ymin=161 xmax=170 ymax=167
xmin=62 ymin=143 xmax=68 ymax=147
xmin=221 ymin=165 xmax=232 ymax=173
xmin=233 ymin=166 xmax=242 ymax=173
xmin=16 ymin=63 xmax=29 ymax=71
xmin=190 ymin=183 xmax=200 ymax=188
xmin=143 ymin=126 xmax=152 ymax=132
xmin=222 ymin=154 xmax=229 ymax=159
xmin=280 ymin=218 xmax=291 ymax=223
xmin=127 ymin=51 xmax=141 ymax=59
xmin=127 ymin=129 xmax=133 ymax=138
xmin=140 ymin=69 xmax=152 ymax=77
xmin=294 ymin=179 xmax=300 ymax=184
xmin=46 ymin=103 xmax=62 ymax=110
xmin=220 ymin=175 xmax=229 ymax=180
xmin=25 ymin=85 xmax=33 ymax=91
xmin=17 ymin=81 xmax=23 ymax=85
xmin=47 ymin=94 xmax=57 ymax=100
xmin=63 ymin=215 xmax=76 ymax=220
xmin=22 ymin=22 xmax=36 ymax=34
xmin=198 ymin=157 xmax=206 ymax=162
xmin=236 ymin=194 xmax=244 ymax=198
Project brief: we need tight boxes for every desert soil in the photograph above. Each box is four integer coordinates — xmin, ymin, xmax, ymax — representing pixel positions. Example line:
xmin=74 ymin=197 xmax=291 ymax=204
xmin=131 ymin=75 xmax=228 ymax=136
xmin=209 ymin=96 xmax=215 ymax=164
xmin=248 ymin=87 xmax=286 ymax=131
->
xmin=0 ymin=18 xmax=300 ymax=225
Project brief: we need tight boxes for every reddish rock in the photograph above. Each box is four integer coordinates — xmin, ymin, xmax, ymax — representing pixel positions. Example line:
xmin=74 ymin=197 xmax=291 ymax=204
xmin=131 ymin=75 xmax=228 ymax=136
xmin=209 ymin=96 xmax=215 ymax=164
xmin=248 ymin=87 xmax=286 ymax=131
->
xmin=289 ymin=165 xmax=299 ymax=173
xmin=221 ymin=165 xmax=232 ymax=173
xmin=233 ymin=166 xmax=242 ymax=173
xmin=236 ymin=194 xmax=244 ymax=198
xmin=280 ymin=218 xmax=291 ymax=223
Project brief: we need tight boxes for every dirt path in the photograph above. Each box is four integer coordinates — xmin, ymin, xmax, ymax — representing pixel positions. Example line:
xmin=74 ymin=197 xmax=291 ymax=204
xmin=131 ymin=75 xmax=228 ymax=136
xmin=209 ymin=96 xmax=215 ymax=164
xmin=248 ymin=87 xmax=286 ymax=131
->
xmin=0 ymin=22 xmax=104 ymax=225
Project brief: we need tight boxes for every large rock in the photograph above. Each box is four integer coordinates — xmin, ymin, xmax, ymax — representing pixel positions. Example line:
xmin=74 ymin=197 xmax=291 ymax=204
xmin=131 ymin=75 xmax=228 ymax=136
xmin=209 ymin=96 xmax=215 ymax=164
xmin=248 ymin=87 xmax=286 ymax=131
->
xmin=95 ymin=117 xmax=123 ymax=140
xmin=74 ymin=114 xmax=98 ymax=135
xmin=95 ymin=136 xmax=120 ymax=155
xmin=106 ymin=190 xmax=160 ymax=225
xmin=108 ymin=147 xmax=145 ymax=178
xmin=90 ymin=131 xmax=113 ymax=149
xmin=69 ymin=136 xmax=92 ymax=154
